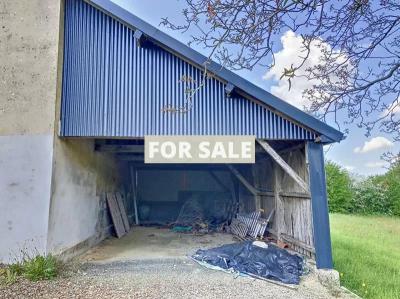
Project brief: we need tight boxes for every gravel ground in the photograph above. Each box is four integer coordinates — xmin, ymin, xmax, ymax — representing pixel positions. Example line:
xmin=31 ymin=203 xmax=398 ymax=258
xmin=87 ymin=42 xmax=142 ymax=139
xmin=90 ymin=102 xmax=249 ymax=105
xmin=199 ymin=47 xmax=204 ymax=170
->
xmin=0 ymin=258 xmax=355 ymax=299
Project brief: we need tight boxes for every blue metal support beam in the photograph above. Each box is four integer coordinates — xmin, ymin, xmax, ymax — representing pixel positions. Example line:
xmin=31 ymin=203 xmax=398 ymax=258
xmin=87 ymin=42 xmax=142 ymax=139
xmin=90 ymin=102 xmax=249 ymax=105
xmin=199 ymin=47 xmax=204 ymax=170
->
xmin=307 ymin=142 xmax=333 ymax=269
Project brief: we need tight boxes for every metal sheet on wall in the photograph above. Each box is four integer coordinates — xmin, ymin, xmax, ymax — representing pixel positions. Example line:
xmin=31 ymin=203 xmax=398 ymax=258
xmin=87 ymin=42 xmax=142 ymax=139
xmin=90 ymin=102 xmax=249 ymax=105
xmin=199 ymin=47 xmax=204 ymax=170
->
xmin=61 ymin=0 xmax=318 ymax=140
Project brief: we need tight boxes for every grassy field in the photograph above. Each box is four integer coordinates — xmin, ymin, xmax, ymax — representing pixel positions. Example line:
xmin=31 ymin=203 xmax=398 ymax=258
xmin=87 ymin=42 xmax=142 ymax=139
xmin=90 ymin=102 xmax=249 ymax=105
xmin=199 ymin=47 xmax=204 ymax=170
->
xmin=330 ymin=214 xmax=400 ymax=299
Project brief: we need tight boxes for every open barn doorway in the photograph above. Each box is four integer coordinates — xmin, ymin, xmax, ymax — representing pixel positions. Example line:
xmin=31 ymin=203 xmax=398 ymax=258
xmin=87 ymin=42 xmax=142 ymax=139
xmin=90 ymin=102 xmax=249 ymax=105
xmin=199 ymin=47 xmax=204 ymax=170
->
xmin=78 ymin=138 xmax=315 ymax=264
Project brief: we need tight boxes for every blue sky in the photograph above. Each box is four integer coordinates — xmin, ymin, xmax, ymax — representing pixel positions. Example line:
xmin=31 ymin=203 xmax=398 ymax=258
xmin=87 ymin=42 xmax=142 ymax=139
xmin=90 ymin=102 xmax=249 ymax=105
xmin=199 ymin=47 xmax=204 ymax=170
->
xmin=112 ymin=0 xmax=399 ymax=176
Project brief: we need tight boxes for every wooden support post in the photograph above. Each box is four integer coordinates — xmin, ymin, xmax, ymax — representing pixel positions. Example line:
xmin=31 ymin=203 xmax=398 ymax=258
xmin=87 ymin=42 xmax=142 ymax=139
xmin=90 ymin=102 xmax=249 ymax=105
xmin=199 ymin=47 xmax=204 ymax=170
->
xmin=130 ymin=165 xmax=140 ymax=225
xmin=257 ymin=139 xmax=309 ymax=193
xmin=274 ymin=163 xmax=284 ymax=241
xmin=251 ymin=165 xmax=262 ymax=211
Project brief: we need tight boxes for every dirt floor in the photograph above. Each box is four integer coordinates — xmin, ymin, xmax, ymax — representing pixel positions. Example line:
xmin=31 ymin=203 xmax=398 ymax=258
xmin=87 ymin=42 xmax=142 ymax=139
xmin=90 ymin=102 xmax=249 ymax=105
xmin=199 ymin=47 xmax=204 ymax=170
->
xmin=79 ymin=227 xmax=237 ymax=263
xmin=0 ymin=227 xmax=357 ymax=298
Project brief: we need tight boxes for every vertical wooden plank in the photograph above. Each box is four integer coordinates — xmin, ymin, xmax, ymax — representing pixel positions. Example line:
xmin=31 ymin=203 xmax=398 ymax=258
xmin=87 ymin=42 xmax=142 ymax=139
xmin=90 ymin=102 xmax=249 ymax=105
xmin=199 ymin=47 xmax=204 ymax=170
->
xmin=274 ymin=163 xmax=284 ymax=241
xmin=106 ymin=193 xmax=126 ymax=238
xmin=307 ymin=142 xmax=333 ymax=269
xmin=130 ymin=165 xmax=139 ymax=225
xmin=252 ymin=164 xmax=262 ymax=211
xmin=115 ymin=192 xmax=130 ymax=232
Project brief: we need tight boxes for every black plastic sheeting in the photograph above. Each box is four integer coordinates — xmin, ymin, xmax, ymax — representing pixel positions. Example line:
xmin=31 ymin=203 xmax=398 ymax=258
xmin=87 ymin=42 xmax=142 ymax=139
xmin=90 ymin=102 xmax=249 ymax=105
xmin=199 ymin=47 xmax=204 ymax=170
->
xmin=192 ymin=241 xmax=304 ymax=285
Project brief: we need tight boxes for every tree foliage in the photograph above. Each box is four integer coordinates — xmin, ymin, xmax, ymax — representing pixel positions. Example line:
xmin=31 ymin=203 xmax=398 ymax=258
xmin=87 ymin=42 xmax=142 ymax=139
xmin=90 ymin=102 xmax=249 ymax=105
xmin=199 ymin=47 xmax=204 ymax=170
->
xmin=325 ymin=161 xmax=353 ymax=213
xmin=325 ymin=160 xmax=400 ymax=216
xmin=162 ymin=0 xmax=400 ymax=141
xmin=373 ymin=161 xmax=400 ymax=216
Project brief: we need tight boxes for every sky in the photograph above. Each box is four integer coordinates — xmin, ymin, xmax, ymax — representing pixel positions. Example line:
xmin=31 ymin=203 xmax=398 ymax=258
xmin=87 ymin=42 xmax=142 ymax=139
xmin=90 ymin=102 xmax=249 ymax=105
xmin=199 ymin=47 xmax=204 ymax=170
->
xmin=111 ymin=0 xmax=399 ymax=176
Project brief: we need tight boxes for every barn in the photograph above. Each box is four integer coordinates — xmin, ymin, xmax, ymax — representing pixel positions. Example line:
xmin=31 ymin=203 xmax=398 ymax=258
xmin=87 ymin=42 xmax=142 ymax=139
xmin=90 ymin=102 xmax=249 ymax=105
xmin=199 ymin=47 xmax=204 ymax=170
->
xmin=0 ymin=0 xmax=343 ymax=269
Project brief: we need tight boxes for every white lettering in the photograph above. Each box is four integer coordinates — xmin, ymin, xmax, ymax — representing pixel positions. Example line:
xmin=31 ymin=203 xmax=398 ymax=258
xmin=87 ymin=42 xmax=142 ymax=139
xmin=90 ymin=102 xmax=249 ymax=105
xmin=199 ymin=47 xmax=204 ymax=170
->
xmin=211 ymin=142 xmax=227 ymax=158
xmin=145 ymin=136 xmax=254 ymax=164
xmin=228 ymin=142 xmax=239 ymax=159
xmin=161 ymin=141 xmax=176 ymax=159
xmin=242 ymin=141 xmax=252 ymax=158
xmin=199 ymin=142 xmax=210 ymax=158
xmin=179 ymin=142 xmax=192 ymax=158
xmin=149 ymin=142 xmax=160 ymax=158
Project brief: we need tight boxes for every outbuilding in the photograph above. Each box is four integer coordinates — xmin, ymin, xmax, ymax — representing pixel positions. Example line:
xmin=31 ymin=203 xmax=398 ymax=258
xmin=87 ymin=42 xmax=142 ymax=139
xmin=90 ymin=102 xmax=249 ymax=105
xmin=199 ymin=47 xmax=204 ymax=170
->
xmin=0 ymin=0 xmax=343 ymax=269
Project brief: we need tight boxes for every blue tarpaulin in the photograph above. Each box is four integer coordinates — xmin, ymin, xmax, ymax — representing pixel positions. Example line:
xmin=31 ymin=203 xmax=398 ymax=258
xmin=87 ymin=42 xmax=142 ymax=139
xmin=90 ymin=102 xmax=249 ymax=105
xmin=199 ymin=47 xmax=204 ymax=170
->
xmin=191 ymin=241 xmax=304 ymax=285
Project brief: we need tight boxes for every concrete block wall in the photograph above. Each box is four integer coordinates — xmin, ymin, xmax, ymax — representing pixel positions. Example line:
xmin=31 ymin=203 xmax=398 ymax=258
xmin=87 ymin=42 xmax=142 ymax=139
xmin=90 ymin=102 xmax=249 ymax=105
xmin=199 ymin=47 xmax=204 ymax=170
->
xmin=0 ymin=0 xmax=124 ymax=263
xmin=47 ymin=138 xmax=125 ymax=257
xmin=0 ymin=0 xmax=62 ymax=263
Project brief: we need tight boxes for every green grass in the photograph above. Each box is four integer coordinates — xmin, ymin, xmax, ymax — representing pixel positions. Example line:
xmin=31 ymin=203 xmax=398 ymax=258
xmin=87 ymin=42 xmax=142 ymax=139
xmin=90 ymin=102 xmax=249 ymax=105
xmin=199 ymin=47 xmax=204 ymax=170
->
xmin=22 ymin=255 xmax=59 ymax=281
xmin=330 ymin=214 xmax=400 ymax=299
xmin=0 ymin=255 xmax=60 ymax=285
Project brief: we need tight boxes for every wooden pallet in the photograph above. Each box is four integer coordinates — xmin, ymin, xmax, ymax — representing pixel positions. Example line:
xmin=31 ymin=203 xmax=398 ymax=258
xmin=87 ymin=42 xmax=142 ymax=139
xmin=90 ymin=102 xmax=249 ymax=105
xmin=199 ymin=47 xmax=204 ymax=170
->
xmin=106 ymin=192 xmax=130 ymax=238
xmin=115 ymin=193 xmax=130 ymax=232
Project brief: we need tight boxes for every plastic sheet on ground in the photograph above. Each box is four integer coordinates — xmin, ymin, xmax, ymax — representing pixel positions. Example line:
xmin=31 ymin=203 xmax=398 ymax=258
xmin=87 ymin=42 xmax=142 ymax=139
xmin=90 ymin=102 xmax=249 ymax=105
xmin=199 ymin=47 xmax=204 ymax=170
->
xmin=191 ymin=241 xmax=304 ymax=285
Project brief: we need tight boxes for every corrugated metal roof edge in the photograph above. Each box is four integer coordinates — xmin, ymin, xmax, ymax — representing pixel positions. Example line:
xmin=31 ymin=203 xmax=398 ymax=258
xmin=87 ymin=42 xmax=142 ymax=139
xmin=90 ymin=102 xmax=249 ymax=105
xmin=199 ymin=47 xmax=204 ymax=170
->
xmin=86 ymin=0 xmax=344 ymax=143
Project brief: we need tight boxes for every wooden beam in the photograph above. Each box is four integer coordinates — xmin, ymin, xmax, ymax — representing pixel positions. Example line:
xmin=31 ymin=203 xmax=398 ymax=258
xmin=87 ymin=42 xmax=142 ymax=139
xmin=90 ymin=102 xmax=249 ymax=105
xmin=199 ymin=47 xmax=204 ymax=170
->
xmin=131 ymin=164 xmax=228 ymax=171
xmin=277 ymin=143 xmax=305 ymax=155
xmin=281 ymin=233 xmax=315 ymax=254
xmin=257 ymin=140 xmax=309 ymax=193
xmin=227 ymin=165 xmax=258 ymax=195
xmin=226 ymin=165 xmax=274 ymax=196
xmin=279 ymin=191 xmax=311 ymax=199
xmin=209 ymin=171 xmax=231 ymax=193
xmin=117 ymin=154 xmax=144 ymax=161
xmin=95 ymin=144 xmax=144 ymax=153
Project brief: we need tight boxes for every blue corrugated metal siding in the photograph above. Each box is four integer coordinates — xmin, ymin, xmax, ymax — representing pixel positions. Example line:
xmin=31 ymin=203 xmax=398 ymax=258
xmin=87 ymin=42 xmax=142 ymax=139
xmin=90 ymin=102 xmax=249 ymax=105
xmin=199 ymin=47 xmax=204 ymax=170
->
xmin=61 ymin=0 xmax=318 ymax=140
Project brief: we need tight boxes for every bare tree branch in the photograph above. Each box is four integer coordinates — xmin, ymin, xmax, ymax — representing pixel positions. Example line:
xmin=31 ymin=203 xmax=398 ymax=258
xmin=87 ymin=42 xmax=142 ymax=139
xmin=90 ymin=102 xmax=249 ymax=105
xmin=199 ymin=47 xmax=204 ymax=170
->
xmin=162 ymin=0 xmax=400 ymax=142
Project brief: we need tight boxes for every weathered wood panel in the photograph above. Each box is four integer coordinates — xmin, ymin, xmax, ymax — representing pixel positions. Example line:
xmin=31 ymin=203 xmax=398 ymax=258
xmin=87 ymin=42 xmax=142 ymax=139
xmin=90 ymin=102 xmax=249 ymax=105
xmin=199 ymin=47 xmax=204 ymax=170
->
xmin=115 ymin=193 xmax=130 ymax=232
xmin=257 ymin=140 xmax=309 ymax=193
xmin=273 ymin=146 xmax=315 ymax=257
xmin=252 ymin=157 xmax=275 ymax=217
xmin=106 ymin=193 xmax=127 ymax=238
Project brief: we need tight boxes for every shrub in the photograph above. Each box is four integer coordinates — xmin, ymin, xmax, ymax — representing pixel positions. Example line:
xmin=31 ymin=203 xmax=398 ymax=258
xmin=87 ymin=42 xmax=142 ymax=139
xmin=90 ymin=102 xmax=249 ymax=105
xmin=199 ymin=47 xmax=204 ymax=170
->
xmin=381 ymin=164 xmax=400 ymax=216
xmin=350 ymin=179 xmax=392 ymax=215
xmin=326 ymin=159 xmax=400 ymax=216
xmin=325 ymin=161 xmax=353 ymax=213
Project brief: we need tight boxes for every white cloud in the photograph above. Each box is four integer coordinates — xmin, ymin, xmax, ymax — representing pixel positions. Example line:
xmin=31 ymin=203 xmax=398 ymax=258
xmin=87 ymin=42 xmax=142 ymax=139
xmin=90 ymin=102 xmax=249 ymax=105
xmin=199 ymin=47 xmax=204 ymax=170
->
xmin=353 ymin=137 xmax=393 ymax=154
xmin=263 ymin=31 xmax=332 ymax=109
xmin=365 ymin=161 xmax=387 ymax=168
xmin=343 ymin=165 xmax=355 ymax=171
xmin=381 ymin=100 xmax=400 ymax=117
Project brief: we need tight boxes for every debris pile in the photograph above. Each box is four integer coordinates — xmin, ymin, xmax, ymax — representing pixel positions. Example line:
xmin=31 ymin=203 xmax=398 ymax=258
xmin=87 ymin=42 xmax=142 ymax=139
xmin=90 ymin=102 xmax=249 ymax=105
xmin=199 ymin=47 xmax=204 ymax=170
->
xmin=192 ymin=241 xmax=304 ymax=285
xmin=173 ymin=193 xmax=234 ymax=233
